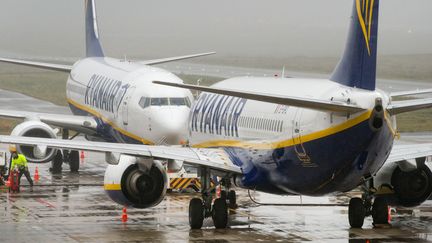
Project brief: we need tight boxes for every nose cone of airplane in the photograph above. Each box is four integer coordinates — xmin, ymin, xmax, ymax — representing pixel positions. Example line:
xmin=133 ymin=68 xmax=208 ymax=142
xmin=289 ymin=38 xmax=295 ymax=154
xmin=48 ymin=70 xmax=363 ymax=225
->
xmin=152 ymin=107 xmax=190 ymax=145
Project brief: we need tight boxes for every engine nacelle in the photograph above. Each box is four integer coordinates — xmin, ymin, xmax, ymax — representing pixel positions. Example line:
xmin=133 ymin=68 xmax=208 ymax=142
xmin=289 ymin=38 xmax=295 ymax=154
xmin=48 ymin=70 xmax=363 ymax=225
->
xmin=374 ymin=159 xmax=432 ymax=207
xmin=11 ymin=121 xmax=57 ymax=163
xmin=104 ymin=155 xmax=168 ymax=208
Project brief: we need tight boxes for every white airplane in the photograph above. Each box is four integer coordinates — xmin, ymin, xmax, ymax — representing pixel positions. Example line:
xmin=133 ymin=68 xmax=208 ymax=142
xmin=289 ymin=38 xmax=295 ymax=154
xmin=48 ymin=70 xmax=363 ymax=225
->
xmin=1 ymin=0 xmax=432 ymax=230
xmin=0 ymin=0 xmax=212 ymax=173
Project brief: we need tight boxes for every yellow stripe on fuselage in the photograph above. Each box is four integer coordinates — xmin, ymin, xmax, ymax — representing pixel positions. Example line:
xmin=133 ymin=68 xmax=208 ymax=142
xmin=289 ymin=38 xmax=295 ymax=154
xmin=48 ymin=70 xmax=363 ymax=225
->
xmin=192 ymin=110 xmax=373 ymax=150
xmin=67 ymin=98 xmax=155 ymax=145
xmin=104 ymin=184 xmax=121 ymax=190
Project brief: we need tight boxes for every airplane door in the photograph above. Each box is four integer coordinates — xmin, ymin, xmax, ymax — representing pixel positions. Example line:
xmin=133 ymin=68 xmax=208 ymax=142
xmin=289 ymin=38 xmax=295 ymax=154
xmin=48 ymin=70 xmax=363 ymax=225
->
xmin=122 ymin=87 xmax=136 ymax=126
xmin=292 ymin=108 xmax=314 ymax=166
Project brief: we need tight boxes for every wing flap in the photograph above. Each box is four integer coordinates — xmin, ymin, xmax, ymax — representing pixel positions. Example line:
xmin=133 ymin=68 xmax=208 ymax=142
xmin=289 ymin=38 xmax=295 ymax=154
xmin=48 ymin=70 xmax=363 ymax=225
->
xmin=153 ymin=81 xmax=365 ymax=113
xmin=140 ymin=52 xmax=215 ymax=65
xmin=0 ymin=57 xmax=72 ymax=72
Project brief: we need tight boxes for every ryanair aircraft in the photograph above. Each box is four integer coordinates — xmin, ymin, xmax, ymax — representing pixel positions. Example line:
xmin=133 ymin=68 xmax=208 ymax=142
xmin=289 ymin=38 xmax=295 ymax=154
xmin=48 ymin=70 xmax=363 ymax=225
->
xmin=0 ymin=0 xmax=212 ymax=172
xmin=1 ymin=0 xmax=432 ymax=229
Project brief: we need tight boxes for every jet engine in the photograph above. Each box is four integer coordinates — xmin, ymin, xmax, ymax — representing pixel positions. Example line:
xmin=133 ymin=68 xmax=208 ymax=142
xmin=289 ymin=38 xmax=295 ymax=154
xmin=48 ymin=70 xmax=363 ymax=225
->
xmin=104 ymin=155 xmax=168 ymax=208
xmin=11 ymin=121 xmax=58 ymax=163
xmin=374 ymin=158 xmax=432 ymax=207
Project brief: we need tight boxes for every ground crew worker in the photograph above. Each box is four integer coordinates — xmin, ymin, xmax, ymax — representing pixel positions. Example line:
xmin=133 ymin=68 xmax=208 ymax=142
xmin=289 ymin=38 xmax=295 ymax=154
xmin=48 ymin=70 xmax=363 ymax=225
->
xmin=10 ymin=146 xmax=33 ymax=190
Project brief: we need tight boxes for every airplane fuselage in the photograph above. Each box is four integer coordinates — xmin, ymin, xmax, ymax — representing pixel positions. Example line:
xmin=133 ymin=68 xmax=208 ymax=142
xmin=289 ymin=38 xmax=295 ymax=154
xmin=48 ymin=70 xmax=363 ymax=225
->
xmin=188 ymin=77 xmax=396 ymax=196
xmin=66 ymin=57 xmax=193 ymax=145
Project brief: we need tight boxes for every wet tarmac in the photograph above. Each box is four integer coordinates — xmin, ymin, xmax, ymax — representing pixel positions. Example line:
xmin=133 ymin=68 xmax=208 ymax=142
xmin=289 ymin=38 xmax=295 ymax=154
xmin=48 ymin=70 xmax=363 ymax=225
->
xmin=0 ymin=143 xmax=431 ymax=243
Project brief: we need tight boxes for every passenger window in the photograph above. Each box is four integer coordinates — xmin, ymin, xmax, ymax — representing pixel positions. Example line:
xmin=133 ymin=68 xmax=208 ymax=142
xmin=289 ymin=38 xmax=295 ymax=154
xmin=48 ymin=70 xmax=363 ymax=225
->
xmin=139 ymin=97 xmax=150 ymax=109
xmin=151 ymin=98 xmax=169 ymax=106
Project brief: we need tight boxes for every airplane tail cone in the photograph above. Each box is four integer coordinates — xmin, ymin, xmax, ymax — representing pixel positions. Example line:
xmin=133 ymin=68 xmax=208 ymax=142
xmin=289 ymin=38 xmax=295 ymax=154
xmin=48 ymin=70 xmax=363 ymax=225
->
xmin=34 ymin=166 xmax=40 ymax=182
xmin=121 ymin=207 xmax=128 ymax=223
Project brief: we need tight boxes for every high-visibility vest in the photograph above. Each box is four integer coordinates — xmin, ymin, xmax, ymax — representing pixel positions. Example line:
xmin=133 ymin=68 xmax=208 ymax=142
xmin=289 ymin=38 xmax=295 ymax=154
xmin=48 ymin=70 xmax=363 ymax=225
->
xmin=11 ymin=154 xmax=28 ymax=170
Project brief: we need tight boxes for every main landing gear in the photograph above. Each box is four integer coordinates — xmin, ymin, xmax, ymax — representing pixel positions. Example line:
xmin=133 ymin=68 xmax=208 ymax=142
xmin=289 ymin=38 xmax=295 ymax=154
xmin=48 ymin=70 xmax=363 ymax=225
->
xmin=348 ymin=180 xmax=390 ymax=228
xmin=50 ymin=129 xmax=80 ymax=174
xmin=189 ymin=168 xmax=237 ymax=229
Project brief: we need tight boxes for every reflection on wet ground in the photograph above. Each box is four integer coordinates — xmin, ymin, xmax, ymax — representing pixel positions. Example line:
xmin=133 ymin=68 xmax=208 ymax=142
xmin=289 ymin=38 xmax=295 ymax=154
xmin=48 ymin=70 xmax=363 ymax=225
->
xmin=0 ymin=146 xmax=432 ymax=242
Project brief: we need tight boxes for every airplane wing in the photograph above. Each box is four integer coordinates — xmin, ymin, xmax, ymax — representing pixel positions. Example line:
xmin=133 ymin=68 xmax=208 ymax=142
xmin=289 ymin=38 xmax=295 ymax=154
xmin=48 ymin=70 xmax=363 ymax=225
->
xmin=386 ymin=143 xmax=432 ymax=164
xmin=390 ymin=89 xmax=432 ymax=98
xmin=139 ymin=52 xmax=216 ymax=65
xmin=153 ymin=81 xmax=365 ymax=113
xmin=0 ymin=135 xmax=242 ymax=175
xmin=0 ymin=57 xmax=72 ymax=72
xmin=0 ymin=109 xmax=98 ymax=135
xmin=0 ymin=134 xmax=431 ymax=175
xmin=387 ymin=98 xmax=432 ymax=115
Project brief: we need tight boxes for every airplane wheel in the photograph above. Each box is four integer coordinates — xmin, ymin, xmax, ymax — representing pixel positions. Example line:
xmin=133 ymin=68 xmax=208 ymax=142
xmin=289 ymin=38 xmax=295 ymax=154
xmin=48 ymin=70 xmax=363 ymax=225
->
xmin=348 ymin=198 xmax=365 ymax=228
xmin=51 ymin=151 xmax=63 ymax=174
xmin=69 ymin=150 xmax=80 ymax=173
xmin=372 ymin=197 xmax=389 ymax=224
xmin=189 ymin=198 xmax=204 ymax=229
xmin=212 ymin=198 xmax=228 ymax=229
xmin=228 ymin=190 xmax=237 ymax=208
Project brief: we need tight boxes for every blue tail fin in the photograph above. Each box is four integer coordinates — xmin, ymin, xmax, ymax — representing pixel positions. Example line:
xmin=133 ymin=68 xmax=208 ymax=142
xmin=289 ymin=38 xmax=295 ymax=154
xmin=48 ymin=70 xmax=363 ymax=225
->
xmin=85 ymin=0 xmax=104 ymax=57
xmin=330 ymin=0 xmax=380 ymax=91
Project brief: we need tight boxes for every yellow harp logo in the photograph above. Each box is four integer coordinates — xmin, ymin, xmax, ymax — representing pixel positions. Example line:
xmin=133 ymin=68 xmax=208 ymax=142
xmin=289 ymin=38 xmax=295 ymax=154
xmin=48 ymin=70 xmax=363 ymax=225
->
xmin=356 ymin=0 xmax=375 ymax=56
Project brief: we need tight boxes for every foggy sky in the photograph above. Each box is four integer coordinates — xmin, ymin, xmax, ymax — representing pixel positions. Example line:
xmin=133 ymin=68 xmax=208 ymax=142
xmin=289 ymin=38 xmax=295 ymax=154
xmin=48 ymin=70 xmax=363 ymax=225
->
xmin=0 ymin=0 xmax=431 ymax=59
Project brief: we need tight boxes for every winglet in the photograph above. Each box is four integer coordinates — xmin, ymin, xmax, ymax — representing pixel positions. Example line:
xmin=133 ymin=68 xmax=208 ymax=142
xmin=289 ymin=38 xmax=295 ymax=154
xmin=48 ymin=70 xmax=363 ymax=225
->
xmin=85 ymin=0 xmax=104 ymax=57
xmin=330 ymin=0 xmax=380 ymax=91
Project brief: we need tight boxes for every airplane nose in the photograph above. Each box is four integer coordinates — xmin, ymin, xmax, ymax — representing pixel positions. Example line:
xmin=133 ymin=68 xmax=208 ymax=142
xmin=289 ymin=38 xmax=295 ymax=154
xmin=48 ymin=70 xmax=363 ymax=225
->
xmin=152 ymin=107 xmax=189 ymax=145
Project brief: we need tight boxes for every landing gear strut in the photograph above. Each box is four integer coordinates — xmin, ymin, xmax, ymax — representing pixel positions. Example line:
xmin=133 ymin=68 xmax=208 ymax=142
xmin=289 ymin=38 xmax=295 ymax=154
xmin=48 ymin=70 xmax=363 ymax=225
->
xmin=50 ymin=129 xmax=80 ymax=173
xmin=188 ymin=168 xmax=229 ymax=229
xmin=348 ymin=179 xmax=390 ymax=228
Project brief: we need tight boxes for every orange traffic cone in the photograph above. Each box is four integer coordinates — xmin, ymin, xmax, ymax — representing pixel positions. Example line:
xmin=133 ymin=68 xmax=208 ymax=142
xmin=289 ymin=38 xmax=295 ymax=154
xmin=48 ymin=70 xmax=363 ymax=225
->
xmin=121 ymin=207 xmax=128 ymax=223
xmin=34 ymin=166 xmax=40 ymax=182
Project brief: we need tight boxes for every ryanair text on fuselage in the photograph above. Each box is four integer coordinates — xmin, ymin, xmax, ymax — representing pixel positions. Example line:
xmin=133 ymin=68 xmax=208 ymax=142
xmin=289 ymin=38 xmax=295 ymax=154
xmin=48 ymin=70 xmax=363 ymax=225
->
xmin=84 ymin=74 xmax=130 ymax=113
xmin=190 ymin=93 xmax=247 ymax=137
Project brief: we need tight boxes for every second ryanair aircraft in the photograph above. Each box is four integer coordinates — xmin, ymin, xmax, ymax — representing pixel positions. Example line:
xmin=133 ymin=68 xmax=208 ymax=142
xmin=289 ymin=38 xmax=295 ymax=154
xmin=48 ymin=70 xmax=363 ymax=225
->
xmin=1 ymin=0 xmax=432 ymax=230
xmin=0 ymin=0 xmax=211 ymax=172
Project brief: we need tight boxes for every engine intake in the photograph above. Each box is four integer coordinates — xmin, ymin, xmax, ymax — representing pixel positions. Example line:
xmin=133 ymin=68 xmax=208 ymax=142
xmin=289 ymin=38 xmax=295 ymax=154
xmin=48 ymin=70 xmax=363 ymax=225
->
xmin=11 ymin=121 xmax=57 ymax=163
xmin=374 ymin=159 xmax=432 ymax=207
xmin=391 ymin=165 xmax=432 ymax=207
xmin=104 ymin=155 xmax=167 ymax=208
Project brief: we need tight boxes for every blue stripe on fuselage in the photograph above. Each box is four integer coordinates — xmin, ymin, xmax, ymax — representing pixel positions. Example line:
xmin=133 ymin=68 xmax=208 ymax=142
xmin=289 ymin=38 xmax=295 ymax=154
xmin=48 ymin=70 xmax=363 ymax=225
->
xmin=224 ymin=119 xmax=393 ymax=196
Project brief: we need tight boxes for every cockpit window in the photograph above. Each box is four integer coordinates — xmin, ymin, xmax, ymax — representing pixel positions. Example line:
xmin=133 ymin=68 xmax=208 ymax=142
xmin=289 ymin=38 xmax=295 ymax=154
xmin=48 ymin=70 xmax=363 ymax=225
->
xmin=139 ymin=97 xmax=150 ymax=108
xmin=139 ymin=97 xmax=191 ymax=108
xmin=151 ymin=98 xmax=169 ymax=106
xmin=170 ymin=98 xmax=185 ymax=106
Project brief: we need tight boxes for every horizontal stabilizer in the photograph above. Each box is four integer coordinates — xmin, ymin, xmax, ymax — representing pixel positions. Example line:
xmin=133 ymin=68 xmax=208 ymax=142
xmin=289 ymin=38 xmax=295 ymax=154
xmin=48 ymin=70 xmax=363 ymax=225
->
xmin=140 ymin=52 xmax=215 ymax=65
xmin=0 ymin=57 xmax=72 ymax=72
xmin=153 ymin=81 xmax=365 ymax=113
xmin=387 ymin=98 xmax=432 ymax=115
xmin=390 ymin=89 xmax=432 ymax=98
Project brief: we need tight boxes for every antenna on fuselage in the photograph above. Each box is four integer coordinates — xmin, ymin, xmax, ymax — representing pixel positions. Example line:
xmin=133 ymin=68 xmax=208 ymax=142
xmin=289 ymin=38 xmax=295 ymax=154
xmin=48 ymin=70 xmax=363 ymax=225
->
xmin=281 ymin=66 xmax=286 ymax=78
